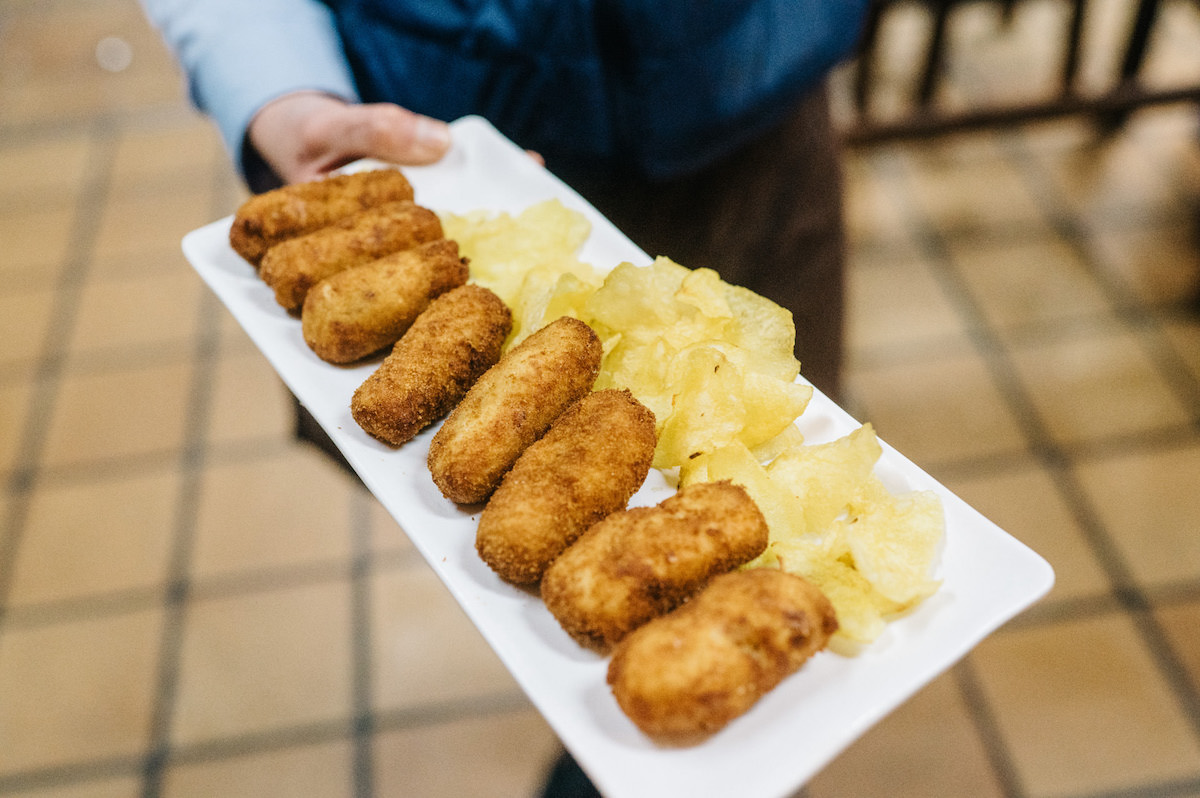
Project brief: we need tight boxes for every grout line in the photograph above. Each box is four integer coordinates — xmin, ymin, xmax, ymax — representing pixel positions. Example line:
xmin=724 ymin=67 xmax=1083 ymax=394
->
xmin=0 ymin=755 xmax=144 ymax=796
xmin=138 ymin=150 xmax=233 ymax=796
xmin=954 ymin=658 xmax=1027 ymax=798
xmin=1067 ymin=773 xmax=1200 ymax=798
xmin=1 ymin=544 xmax=420 ymax=633
xmin=350 ymin=490 xmax=376 ymax=798
xmin=0 ymin=688 xmax=534 ymax=796
xmin=137 ymin=289 xmax=218 ymax=798
xmin=0 ymin=119 xmax=118 ymax=628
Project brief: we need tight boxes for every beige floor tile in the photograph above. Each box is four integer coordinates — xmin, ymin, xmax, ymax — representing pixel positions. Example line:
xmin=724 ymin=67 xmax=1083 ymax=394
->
xmin=1042 ymin=126 xmax=1192 ymax=226
xmin=847 ymin=249 xmax=967 ymax=356
xmin=40 ymin=360 xmax=193 ymax=468
xmin=1089 ymin=222 xmax=1200 ymax=307
xmin=806 ymin=669 xmax=1003 ymax=798
xmin=109 ymin=117 xmax=226 ymax=193
xmin=0 ymin=133 xmax=94 ymax=206
xmin=65 ymin=269 xmax=205 ymax=357
xmin=843 ymin=153 xmax=917 ymax=246
xmin=92 ymin=187 xmax=217 ymax=265
xmin=89 ymin=245 xmax=194 ymax=282
xmin=9 ymin=470 xmax=178 ymax=607
xmin=0 ymin=68 xmax=183 ymax=128
xmin=1155 ymin=599 xmax=1200 ymax=692
xmin=0 ymin=0 xmax=184 ymax=126
xmin=216 ymin=312 xmax=262 ymax=354
xmin=191 ymin=448 xmax=356 ymax=579
xmin=0 ymin=608 xmax=161 ymax=776
xmin=969 ymin=611 xmax=1200 ymax=797
xmin=943 ymin=463 xmax=1111 ymax=603
xmin=370 ymin=566 xmax=519 ymax=712
xmin=172 ymin=581 xmax=352 ymax=747
xmin=1074 ymin=440 xmax=1200 ymax=588
xmin=902 ymin=137 xmax=1052 ymax=235
xmin=0 ymin=285 xmax=55 ymax=368
xmin=1009 ymin=326 xmax=1191 ymax=447
xmin=0 ymin=203 xmax=77 ymax=283
xmin=847 ymin=350 xmax=1028 ymax=470
xmin=372 ymin=709 xmax=559 ymax=798
xmin=367 ymin=498 xmax=419 ymax=559
xmin=162 ymin=740 xmax=353 ymax=798
xmin=204 ymin=350 xmax=295 ymax=446
xmin=946 ymin=234 xmax=1113 ymax=336
xmin=0 ymin=0 xmax=162 ymax=72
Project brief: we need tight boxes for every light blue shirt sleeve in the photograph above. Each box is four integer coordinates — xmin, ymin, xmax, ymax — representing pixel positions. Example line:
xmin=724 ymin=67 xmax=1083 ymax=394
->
xmin=139 ymin=0 xmax=360 ymax=176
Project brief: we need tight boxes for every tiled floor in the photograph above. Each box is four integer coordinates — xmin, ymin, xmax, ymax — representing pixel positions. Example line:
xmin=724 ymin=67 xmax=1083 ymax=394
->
xmin=2 ymin=1 xmax=1200 ymax=797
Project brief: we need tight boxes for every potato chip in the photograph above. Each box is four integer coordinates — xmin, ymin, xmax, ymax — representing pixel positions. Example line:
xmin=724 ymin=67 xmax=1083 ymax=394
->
xmin=681 ymin=425 xmax=945 ymax=644
xmin=720 ymin=282 xmax=802 ymax=383
xmin=593 ymin=333 xmax=674 ymax=422
xmin=844 ymin=486 xmax=944 ymax=606
xmin=583 ymin=258 xmax=692 ymax=335
xmin=749 ymin=423 xmax=805 ymax=464
xmin=507 ymin=267 xmax=601 ymax=348
xmin=767 ymin=423 xmax=883 ymax=531
xmin=654 ymin=345 xmax=746 ymax=467
xmin=740 ymin=372 xmax=813 ymax=449
xmin=773 ymin=545 xmax=891 ymax=643
xmin=580 ymin=257 xmax=809 ymax=468
xmin=687 ymin=441 xmax=804 ymax=550
xmin=440 ymin=199 xmax=597 ymax=312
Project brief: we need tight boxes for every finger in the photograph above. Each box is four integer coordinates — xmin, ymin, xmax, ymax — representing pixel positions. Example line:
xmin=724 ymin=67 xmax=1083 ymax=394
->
xmin=340 ymin=103 xmax=452 ymax=166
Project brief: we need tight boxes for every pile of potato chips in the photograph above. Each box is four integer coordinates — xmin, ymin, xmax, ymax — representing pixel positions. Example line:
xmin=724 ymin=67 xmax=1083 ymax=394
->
xmin=442 ymin=200 xmax=946 ymax=643
xmin=440 ymin=200 xmax=603 ymax=349
xmin=681 ymin=425 xmax=944 ymax=642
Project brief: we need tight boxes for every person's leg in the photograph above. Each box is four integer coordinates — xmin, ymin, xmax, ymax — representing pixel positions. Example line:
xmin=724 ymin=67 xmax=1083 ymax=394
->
xmin=540 ymin=750 xmax=602 ymax=798
xmin=565 ymin=86 xmax=847 ymax=400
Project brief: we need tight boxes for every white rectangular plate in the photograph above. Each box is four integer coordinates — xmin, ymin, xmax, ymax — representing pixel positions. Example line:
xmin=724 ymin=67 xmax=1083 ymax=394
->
xmin=182 ymin=115 xmax=1054 ymax=798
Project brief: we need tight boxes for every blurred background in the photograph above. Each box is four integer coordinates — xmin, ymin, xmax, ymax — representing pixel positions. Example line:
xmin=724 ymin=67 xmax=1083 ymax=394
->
xmin=1 ymin=0 xmax=1199 ymax=796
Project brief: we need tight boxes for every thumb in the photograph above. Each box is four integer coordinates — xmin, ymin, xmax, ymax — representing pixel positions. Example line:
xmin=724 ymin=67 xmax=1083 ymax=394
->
xmin=338 ymin=103 xmax=452 ymax=166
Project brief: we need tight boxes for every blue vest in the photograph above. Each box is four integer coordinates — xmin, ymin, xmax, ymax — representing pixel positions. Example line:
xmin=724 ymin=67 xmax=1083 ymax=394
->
xmin=323 ymin=1 xmax=867 ymax=180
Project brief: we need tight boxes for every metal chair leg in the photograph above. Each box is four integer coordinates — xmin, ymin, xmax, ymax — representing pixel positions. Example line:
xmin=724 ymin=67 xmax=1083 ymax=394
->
xmin=917 ymin=1 xmax=954 ymax=107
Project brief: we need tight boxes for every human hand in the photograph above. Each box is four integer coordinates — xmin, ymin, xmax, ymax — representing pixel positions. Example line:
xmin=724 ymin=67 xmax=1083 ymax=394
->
xmin=248 ymin=91 xmax=452 ymax=184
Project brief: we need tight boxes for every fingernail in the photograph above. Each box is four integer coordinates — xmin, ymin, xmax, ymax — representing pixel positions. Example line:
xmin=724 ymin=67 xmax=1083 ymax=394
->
xmin=414 ymin=116 xmax=452 ymax=159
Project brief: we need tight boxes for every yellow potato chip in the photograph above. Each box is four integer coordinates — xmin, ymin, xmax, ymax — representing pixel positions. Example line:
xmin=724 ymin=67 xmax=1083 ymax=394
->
xmin=749 ymin=423 xmax=805 ymax=464
xmin=739 ymin=372 xmax=813 ymax=450
xmin=507 ymin=267 xmax=601 ymax=348
xmin=654 ymin=345 xmax=746 ymax=467
xmin=768 ymin=537 xmax=890 ymax=644
xmin=720 ymin=282 xmax=801 ymax=383
xmin=844 ymin=486 xmax=945 ymax=606
xmin=690 ymin=441 xmax=804 ymax=549
xmin=441 ymin=199 xmax=596 ymax=310
xmin=583 ymin=258 xmax=690 ymax=335
xmin=676 ymin=266 xmax=734 ymax=322
xmin=593 ymin=333 xmax=674 ymax=421
xmin=767 ymin=423 xmax=883 ymax=531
